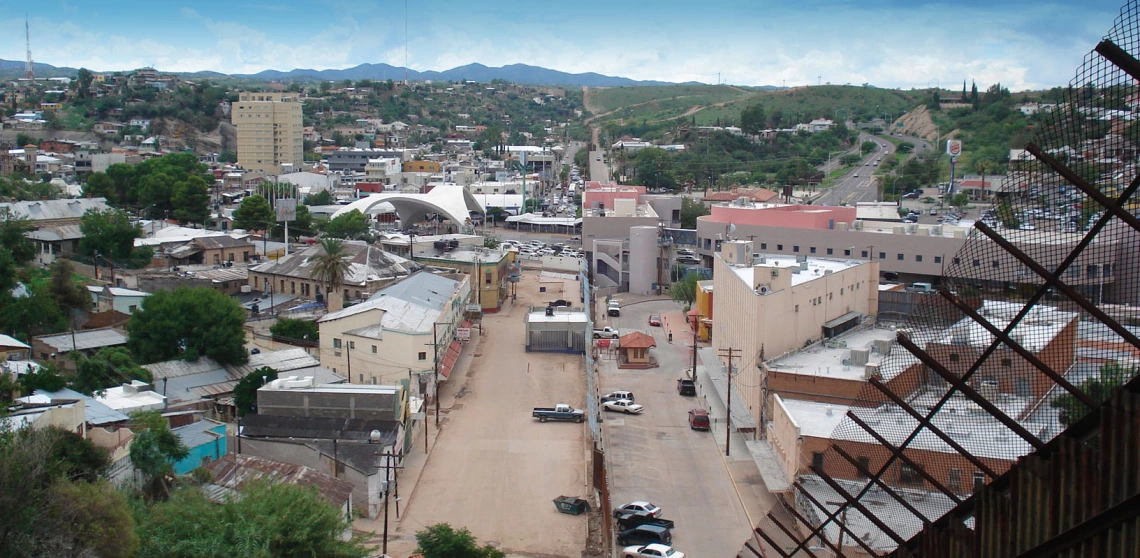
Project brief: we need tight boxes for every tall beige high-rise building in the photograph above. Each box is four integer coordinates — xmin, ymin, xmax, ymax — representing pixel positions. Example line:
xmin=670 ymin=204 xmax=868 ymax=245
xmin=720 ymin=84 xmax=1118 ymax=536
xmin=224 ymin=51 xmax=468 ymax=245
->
xmin=232 ymin=92 xmax=303 ymax=174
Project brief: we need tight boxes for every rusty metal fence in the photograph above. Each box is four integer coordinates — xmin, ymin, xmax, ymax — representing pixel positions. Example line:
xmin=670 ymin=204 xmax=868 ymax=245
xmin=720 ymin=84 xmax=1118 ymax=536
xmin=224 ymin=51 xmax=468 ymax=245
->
xmin=750 ymin=3 xmax=1140 ymax=556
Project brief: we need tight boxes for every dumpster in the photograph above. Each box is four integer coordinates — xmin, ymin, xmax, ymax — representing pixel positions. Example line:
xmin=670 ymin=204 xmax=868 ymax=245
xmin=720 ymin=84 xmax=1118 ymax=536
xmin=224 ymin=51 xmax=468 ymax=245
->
xmin=553 ymin=496 xmax=591 ymax=515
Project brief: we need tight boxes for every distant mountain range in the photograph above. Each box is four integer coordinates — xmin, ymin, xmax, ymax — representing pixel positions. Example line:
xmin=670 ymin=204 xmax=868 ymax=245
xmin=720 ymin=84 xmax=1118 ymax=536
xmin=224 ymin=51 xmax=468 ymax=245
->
xmin=0 ymin=59 xmax=697 ymax=87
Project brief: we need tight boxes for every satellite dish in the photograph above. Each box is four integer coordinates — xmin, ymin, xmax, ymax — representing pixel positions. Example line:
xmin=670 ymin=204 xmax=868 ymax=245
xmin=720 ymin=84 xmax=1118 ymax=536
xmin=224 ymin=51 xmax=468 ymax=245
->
xmin=728 ymin=223 xmax=737 ymax=234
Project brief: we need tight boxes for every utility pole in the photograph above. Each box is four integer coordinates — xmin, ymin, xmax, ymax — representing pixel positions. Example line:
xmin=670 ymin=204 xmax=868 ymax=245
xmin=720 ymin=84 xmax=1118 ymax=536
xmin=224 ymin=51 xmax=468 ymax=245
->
xmin=718 ymin=347 xmax=740 ymax=456
xmin=691 ymin=320 xmax=698 ymax=376
xmin=432 ymin=322 xmax=440 ymax=427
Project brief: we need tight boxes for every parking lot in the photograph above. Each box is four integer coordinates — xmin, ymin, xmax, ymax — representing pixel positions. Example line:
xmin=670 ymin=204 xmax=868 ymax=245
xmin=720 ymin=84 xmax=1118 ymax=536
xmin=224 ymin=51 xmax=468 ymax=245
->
xmin=391 ymin=273 xmax=589 ymax=557
xmin=597 ymin=298 xmax=754 ymax=557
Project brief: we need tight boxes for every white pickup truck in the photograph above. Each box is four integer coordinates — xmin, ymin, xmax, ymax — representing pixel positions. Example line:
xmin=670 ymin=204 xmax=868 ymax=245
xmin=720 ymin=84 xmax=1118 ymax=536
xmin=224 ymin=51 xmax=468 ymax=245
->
xmin=593 ymin=327 xmax=620 ymax=339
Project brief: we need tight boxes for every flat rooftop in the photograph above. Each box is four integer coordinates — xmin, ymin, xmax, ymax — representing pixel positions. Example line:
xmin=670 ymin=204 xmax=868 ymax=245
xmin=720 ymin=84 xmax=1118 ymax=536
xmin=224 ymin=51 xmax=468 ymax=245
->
xmin=769 ymin=327 xmax=917 ymax=381
xmin=940 ymin=300 xmax=1077 ymax=352
xmin=527 ymin=310 xmax=589 ymax=324
xmin=782 ymin=393 xmax=1045 ymax=461
xmin=728 ymin=254 xmax=866 ymax=288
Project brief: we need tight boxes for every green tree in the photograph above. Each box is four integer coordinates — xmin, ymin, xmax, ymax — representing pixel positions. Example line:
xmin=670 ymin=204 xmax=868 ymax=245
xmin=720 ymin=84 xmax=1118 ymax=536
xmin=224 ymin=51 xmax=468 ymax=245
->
xmin=44 ymin=478 xmax=139 ymax=557
xmin=0 ymin=207 xmax=35 ymax=264
xmin=269 ymin=318 xmax=319 ymax=343
xmin=739 ymin=103 xmax=767 ymax=135
xmin=218 ymin=151 xmax=238 ymax=163
xmin=75 ymin=68 xmax=95 ymax=99
xmin=0 ymin=293 xmax=67 ymax=343
xmin=671 ymin=271 xmax=701 ymax=307
xmin=71 ymin=347 xmax=153 ymax=395
xmin=633 ymin=148 xmax=678 ymax=191
xmin=861 ymin=140 xmax=878 ymax=155
xmin=81 ymin=171 xmax=117 ymax=204
xmin=18 ymin=362 xmax=68 ymax=394
xmin=127 ymin=287 xmax=249 ymax=365
xmin=679 ymin=197 xmax=709 ymax=229
xmin=233 ymin=194 xmax=275 ymax=231
xmin=136 ymin=481 xmax=367 ymax=558
xmin=307 ymin=238 xmax=351 ymax=305
xmin=1051 ymin=363 xmax=1132 ymax=426
xmin=232 ymin=366 xmax=278 ymax=417
xmin=303 ymin=190 xmax=334 ymax=206
xmin=170 ymin=175 xmax=211 ymax=224
xmin=46 ymin=258 xmax=92 ymax=317
xmin=79 ymin=208 xmax=143 ymax=275
xmin=949 ymin=192 xmax=969 ymax=209
xmin=416 ymin=523 xmax=506 ymax=558
xmin=323 ymin=209 xmax=370 ymax=239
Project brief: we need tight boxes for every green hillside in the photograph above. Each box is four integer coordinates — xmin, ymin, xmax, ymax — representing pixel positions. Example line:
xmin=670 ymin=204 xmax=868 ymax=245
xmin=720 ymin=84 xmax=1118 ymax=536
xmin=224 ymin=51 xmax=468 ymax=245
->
xmin=590 ymin=84 xmax=920 ymax=129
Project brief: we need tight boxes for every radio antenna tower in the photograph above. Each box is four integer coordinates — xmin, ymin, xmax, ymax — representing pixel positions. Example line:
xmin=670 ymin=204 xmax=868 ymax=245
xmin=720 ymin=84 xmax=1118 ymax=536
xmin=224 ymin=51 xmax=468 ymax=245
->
xmin=25 ymin=14 xmax=34 ymax=80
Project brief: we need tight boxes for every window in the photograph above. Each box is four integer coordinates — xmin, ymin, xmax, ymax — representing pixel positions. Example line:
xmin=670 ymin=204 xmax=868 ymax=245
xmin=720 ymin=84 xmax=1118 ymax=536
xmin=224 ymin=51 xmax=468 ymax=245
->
xmin=485 ymin=271 xmax=492 ymax=285
xmin=992 ymin=261 xmax=1000 ymax=269
xmin=949 ymin=353 xmax=960 ymax=362
xmin=897 ymin=253 xmax=904 ymax=261
xmin=358 ymin=374 xmax=363 ymax=382
xmin=899 ymin=463 xmax=924 ymax=485
xmin=777 ymin=244 xmax=783 ymax=251
xmin=973 ymin=259 xmax=981 ymax=267
xmin=860 ymin=250 xmax=867 ymax=258
xmin=810 ymin=247 xmax=817 ymax=254
xmin=418 ymin=351 xmax=427 ymax=360
xmin=1087 ymin=265 xmax=1098 ymax=278
xmin=333 ymin=338 xmax=342 ymax=349
xmin=840 ymin=287 xmax=844 ymax=295
xmin=949 ymin=468 xmax=962 ymax=491
xmin=793 ymin=246 xmax=800 ymax=253
xmin=348 ymin=341 xmax=355 ymax=350
xmin=879 ymin=252 xmax=886 ymax=260
xmin=916 ymin=255 xmax=923 ymax=262
xmin=795 ymin=304 xmax=799 ymax=313
xmin=953 ymin=257 xmax=961 ymax=265
xmin=372 ymin=345 xmax=377 ymax=353
xmin=811 ymin=452 xmax=825 ymax=472
xmin=1001 ymin=358 xmax=1012 ymax=367
xmin=973 ymin=471 xmax=986 ymax=492
xmin=827 ymin=248 xmax=834 ymax=255
xmin=935 ymin=256 xmax=942 ymax=264
xmin=856 ymin=456 xmax=870 ymax=478
xmin=760 ymin=243 xmax=767 ymax=250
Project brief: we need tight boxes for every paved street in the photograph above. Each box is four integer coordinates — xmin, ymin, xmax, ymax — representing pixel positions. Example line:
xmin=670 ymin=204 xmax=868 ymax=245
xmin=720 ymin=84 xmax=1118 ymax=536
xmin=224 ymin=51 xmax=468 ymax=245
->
xmin=598 ymin=298 xmax=755 ymax=557
xmin=389 ymin=273 xmax=589 ymax=558
xmin=813 ymin=134 xmax=894 ymax=206
xmin=590 ymin=149 xmax=609 ymax=184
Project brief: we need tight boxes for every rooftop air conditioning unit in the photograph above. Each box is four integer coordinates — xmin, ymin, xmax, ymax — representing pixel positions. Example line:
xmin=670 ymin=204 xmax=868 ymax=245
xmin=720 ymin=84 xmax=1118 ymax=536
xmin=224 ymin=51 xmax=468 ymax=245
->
xmin=240 ymin=285 xmax=253 ymax=293
xmin=853 ymin=220 xmax=864 ymax=230
xmin=864 ymin=363 xmax=880 ymax=379
xmin=849 ymin=348 xmax=871 ymax=366
xmin=872 ymin=339 xmax=893 ymax=355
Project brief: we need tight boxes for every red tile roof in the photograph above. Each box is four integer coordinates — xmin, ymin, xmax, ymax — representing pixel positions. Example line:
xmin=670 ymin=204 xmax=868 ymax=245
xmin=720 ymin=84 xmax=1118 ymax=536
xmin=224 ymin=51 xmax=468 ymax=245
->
xmin=619 ymin=331 xmax=657 ymax=349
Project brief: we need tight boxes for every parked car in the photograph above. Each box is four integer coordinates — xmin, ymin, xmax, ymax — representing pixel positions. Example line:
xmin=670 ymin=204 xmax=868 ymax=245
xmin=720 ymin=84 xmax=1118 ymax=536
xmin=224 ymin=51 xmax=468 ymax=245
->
xmin=603 ymin=399 xmax=644 ymax=414
xmin=688 ymin=408 xmax=710 ymax=430
xmin=648 ymin=314 xmax=661 ymax=326
xmin=593 ymin=327 xmax=620 ymax=339
xmin=601 ymin=390 xmax=635 ymax=403
xmin=532 ymin=404 xmax=585 ymax=423
xmin=607 ymin=301 xmax=621 ymax=317
xmin=616 ymin=511 xmax=676 ymax=530
xmin=621 ymin=543 xmax=684 ymax=558
xmin=617 ymin=525 xmax=672 ymax=546
xmin=614 ymin=501 xmax=662 ymax=518
xmin=675 ymin=248 xmax=695 ymax=256
xmin=677 ymin=379 xmax=696 ymax=396
xmin=548 ymin=299 xmax=572 ymax=307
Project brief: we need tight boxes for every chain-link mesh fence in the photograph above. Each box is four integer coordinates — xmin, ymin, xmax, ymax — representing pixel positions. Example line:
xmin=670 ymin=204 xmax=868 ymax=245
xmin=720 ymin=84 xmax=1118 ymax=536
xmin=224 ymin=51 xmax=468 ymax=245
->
xmin=751 ymin=3 xmax=1140 ymax=556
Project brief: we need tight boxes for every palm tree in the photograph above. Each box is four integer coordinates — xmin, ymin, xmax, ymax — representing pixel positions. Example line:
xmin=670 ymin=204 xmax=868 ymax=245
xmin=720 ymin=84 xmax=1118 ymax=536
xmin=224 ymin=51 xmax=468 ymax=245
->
xmin=307 ymin=238 xmax=351 ymax=307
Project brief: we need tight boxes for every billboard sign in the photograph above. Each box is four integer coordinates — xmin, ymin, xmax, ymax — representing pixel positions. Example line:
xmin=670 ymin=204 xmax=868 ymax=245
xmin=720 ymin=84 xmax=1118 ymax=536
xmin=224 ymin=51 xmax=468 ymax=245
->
xmin=946 ymin=140 xmax=963 ymax=157
xmin=274 ymin=198 xmax=297 ymax=222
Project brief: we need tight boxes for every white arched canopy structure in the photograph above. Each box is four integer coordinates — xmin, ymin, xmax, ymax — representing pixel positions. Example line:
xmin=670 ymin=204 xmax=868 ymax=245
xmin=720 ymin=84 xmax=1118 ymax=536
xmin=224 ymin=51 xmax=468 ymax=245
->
xmin=331 ymin=185 xmax=484 ymax=225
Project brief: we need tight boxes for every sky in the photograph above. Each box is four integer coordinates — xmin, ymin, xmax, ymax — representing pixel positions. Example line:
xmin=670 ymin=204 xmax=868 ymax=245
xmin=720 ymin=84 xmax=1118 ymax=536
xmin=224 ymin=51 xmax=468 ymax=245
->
xmin=0 ymin=0 xmax=1128 ymax=90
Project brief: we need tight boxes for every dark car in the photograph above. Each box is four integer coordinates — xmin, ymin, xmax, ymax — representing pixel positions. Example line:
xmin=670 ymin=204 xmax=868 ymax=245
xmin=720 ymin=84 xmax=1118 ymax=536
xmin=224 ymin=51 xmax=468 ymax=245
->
xmin=617 ymin=525 xmax=672 ymax=546
xmin=677 ymin=379 xmax=696 ymax=396
xmin=617 ymin=511 xmax=676 ymax=530
xmin=548 ymin=299 xmax=572 ymax=307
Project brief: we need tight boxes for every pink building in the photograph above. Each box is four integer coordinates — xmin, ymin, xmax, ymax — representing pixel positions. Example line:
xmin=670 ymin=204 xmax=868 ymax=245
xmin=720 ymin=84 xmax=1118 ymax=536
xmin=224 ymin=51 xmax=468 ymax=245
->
xmin=709 ymin=204 xmax=856 ymax=230
xmin=583 ymin=184 xmax=645 ymax=210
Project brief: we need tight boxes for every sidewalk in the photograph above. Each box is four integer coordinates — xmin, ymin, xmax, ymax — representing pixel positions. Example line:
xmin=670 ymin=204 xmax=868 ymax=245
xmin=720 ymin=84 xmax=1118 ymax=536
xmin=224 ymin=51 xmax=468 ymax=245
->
xmin=351 ymin=329 xmax=484 ymax=553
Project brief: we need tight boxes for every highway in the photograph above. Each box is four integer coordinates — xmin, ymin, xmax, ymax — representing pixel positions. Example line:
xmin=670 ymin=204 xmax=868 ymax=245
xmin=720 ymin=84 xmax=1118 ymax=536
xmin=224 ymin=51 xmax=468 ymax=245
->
xmin=812 ymin=133 xmax=894 ymax=206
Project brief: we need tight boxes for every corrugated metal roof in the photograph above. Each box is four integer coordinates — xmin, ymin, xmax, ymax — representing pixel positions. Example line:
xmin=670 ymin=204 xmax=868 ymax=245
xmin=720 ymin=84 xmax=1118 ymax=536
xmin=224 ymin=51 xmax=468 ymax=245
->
xmin=35 ymin=328 xmax=128 ymax=352
xmin=26 ymin=224 xmax=84 ymax=241
xmin=173 ymin=419 xmax=225 ymax=448
xmin=0 ymin=198 xmax=109 ymax=222
xmin=36 ymin=388 xmax=130 ymax=426
xmin=204 ymin=454 xmax=353 ymax=507
xmin=230 ymin=347 xmax=319 ymax=376
xmin=193 ymin=235 xmax=254 ymax=249
xmin=0 ymin=334 xmax=30 ymax=349
xmin=371 ymin=271 xmax=461 ymax=312
xmin=250 ymin=240 xmax=420 ymax=286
